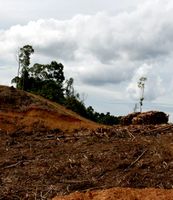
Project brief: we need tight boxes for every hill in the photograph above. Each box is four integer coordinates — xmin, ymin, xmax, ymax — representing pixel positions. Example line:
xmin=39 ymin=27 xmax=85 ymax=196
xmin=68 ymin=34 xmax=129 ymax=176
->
xmin=0 ymin=85 xmax=99 ymax=133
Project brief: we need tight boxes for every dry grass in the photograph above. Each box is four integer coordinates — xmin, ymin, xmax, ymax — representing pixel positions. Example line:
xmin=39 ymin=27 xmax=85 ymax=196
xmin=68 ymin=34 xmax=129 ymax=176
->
xmin=0 ymin=85 xmax=99 ymax=133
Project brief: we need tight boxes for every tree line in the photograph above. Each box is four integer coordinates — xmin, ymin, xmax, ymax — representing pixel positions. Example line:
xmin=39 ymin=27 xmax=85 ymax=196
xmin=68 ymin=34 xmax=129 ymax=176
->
xmin=12 ymin=45 xmax=120 ymax=125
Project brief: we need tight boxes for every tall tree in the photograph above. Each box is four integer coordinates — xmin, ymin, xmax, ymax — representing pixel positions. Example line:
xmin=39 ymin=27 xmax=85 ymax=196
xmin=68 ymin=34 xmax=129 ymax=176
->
xmin=29 ymin=61 xmax=65 ymax=102
xmin=12 ymin=45 xmax=34 ymax=90
xmin=138 ymin=76 xmax=147 ymax=112
xmin=64 ymin=77 xmax=87 ymax=116
xmin=65 ymin=77 xmax=75 ymax=98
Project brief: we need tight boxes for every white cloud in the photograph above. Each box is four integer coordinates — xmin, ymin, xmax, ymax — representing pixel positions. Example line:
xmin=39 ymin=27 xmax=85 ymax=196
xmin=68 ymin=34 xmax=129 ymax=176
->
xmin=1 ymin=0 xmax=173 ymax=115
xmin=0 ymin=0 xmax=145 ymax=29
xmin=127 ymin=63 xmax=165 ymax=101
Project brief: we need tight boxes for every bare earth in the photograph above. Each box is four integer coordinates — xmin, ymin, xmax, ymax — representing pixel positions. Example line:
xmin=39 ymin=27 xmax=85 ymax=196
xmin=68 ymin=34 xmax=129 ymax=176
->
xmin=53 ymin=188 xmax=173 ymax=200
xmin=1 ymin=124 xmax=173 ymax=199
xmin=1 ymin=86 xmax=173 ymax=199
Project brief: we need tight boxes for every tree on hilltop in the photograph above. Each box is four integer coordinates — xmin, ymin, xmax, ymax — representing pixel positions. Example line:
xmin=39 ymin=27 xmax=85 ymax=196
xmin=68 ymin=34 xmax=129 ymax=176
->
xmin=29 ymin=61 xmax=65 ymax=103
xmin=11 ymin=45 xmax=120 ymax=125
xmin=12 ymin=45 xmax=34 ymax=90
xmin=138 ymin=76 xmax=147 ymax=112
xmin=12 ymin=45 xmax=65 ymax=103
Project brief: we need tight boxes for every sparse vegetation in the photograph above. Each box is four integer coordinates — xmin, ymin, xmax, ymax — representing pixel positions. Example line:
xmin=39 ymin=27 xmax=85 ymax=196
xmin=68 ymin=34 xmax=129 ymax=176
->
xmin=138 ymin=76 xmax=147 ymax=112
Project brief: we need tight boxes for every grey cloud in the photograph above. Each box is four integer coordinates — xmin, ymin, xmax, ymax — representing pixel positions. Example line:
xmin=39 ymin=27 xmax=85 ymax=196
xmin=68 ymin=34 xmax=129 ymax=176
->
xmin=78 ymin=61 xmax=135 ymax=86
xmin=88 ymin=36 xmax=119 ymax=64
xmin=1 ymin=0 xmax=173 ymax=94
xmin=71 ymin=3 xmax=173 ymax=65
xmin=82 ymin=73 xmax=129 ymax=86
xmin=1 ymin=0 xmax=173 ymax=118
xmin=36 ymin=40 xmax=78 ymax=61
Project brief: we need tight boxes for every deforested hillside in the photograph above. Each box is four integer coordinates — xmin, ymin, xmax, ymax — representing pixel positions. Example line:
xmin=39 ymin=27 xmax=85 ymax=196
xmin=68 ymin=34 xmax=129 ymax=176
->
xmin=1 ymin=85 xmax=173 ymax=200
xmin=0 ymin=85 xmax=99 ymax=133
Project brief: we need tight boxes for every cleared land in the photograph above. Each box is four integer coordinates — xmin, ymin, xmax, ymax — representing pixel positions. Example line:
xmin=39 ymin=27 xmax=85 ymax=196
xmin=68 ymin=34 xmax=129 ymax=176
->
xmin=0 ymin=86 xmax=173 ymax=200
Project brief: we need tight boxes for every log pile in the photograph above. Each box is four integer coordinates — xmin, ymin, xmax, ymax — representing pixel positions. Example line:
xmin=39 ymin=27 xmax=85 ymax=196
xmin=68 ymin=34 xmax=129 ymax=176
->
xmin=121 ymin=111 xmax=169 ymax=125
xmin=132 ymin=111 xmax=169 ymax=125
xmin=120 ymin=112 xmax=140 ymax=125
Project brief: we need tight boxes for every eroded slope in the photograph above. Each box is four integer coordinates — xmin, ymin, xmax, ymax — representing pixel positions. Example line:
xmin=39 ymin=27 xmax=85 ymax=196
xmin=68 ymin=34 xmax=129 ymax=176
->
xmin=0 ymin=85 xmax=98 ymax=132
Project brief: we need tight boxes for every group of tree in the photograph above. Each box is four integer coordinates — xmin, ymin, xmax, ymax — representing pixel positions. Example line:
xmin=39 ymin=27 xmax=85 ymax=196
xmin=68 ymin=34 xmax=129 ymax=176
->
xmin=12 ymin=45 xmax=120 ymax=125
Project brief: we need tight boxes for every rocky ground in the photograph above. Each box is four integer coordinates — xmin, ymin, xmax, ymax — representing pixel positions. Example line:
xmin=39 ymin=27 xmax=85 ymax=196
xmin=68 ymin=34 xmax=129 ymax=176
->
xmin=1 ymin=124 xmax=173 ymax=199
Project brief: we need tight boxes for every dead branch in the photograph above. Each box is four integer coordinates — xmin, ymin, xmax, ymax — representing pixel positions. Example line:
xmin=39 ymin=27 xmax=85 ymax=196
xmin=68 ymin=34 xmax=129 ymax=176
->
xmin=148 ymin=124 xmax=173 ymax=134
xmin=126 ymin=130 xmax=135 ymax=139
xmin=125 ymin=149 xmax=147 ymax=171
xmin=4 ymin=161 xmax=22 ymax=169
xmin=59 ymin=179 xmax=92 ymax=184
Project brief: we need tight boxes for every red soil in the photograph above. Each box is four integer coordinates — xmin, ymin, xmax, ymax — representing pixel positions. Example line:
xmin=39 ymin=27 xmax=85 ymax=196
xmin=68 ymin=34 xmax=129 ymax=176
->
xmin=53 ymin=187 xmax=173 ymax=200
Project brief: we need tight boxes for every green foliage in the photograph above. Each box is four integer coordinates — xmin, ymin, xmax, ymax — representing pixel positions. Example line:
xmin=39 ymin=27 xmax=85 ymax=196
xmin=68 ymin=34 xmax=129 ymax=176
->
xmin=85 ymin=109 xmax=120 ymax=125
xmin=12 ymin=45 xmax=34 ymax=90
xmin=30 ymin=61 xmax=64 ymax=83
xmin=19 ymin=45 xmax=34 ymax=69
xmin=29 ymin=61 xmax=65 ymax=103
xmin=86 ymin=106 xmax=95 ymax=121
xmin=11 ymin=45 xmax=65 ymax=103
xmin=64 ymin=78 xmax=88 ymax=117
xmin=65 ymin=96 xmax=88 ymax=117
xmin=11 ymin=45 xmax=120 ymax=126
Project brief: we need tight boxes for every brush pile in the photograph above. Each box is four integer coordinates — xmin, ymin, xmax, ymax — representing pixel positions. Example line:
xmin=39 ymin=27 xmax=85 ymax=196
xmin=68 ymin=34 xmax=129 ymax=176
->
xmin=121 ymin=111 xmax=169 ymax=125
xmin=120 ymin=112 xmax=140 ymax=125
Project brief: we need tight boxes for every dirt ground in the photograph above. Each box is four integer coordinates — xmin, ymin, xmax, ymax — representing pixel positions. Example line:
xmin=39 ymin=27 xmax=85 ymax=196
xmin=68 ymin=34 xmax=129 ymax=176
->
xmin=1 ymin=124 xmax=173 ymax=199
xmin=53 ymin=188 xmax=173 ymax=200
xmin=1 ymin=86 xmax=173 ymax=199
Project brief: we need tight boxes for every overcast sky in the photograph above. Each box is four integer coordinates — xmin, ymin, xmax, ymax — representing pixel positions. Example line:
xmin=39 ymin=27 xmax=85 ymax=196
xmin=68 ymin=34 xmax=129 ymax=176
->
xmin=1 ymin=0 xmax=173 ymax=120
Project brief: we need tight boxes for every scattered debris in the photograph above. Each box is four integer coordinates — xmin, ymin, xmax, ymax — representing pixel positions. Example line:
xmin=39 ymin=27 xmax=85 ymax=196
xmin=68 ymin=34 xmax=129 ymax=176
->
xmin=1 ymin=124 xmax=173 ymax=199
xmin=0 ymin=85 xmax=173 ymax=200
xmin=120 ymin=111 xmax=169 ymax=125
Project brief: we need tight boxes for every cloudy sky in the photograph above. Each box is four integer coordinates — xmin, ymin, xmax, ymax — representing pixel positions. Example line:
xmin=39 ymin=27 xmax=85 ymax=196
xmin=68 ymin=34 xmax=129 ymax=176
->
xmin=1 ymin=0 xmax=173 ymax=120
